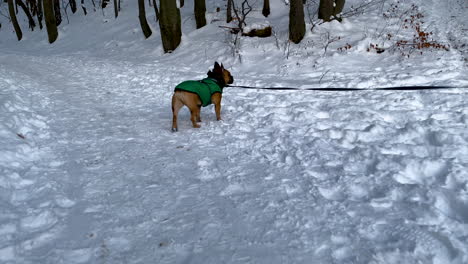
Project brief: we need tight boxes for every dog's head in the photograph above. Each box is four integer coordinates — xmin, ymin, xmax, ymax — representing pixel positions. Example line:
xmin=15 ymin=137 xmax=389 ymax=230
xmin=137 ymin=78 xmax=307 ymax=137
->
xmin=207 ymin=62 xmax=234 ymax=86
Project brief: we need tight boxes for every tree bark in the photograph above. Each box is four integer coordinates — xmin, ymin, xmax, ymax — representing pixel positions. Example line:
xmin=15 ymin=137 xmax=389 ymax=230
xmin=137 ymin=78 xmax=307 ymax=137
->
xmin=81 ymin=0 xmax=87 ymax=15
xmin=262 ymin=0 xmax=270 ymax=17
xmin=334 ymin=0 xmax=345 ymax=15
xmin=194 ymin=0 xmax=206 ymax=29
xmin=138 ymin=0 xmax=152 ymax=38
xmin=43 ymin=0 xmax=58 ymax=43
xmin=7 ymin=0 xmax=22 ymax=40
xmin=159 ymin=0 xmax=181 ymax=53
xmin=16 ymin=0 xmax=36 ymax=30
xmin=318 ymin=0 xmax=332 ymax=21
xmin=37 ymin=0 xmax=43 ymax=29
xmin=69 ymin=0 xmax=77 ymax=13
xmin=113 ymin=0 xmax=118 ymax=17
xmin=152 ymin=0 xmax=159 ymax=21
xmin=26 ymin=0 xmax=38 ymax=16
xmin=319 ymin=0 xmax=345 ymax=22
xmin=53 ymin=0 xmax=61 ymax=25
xmin=226 ymin=0 xmax=232 ymax=23
xmin=289 ymin=0 xmax=305 ymax=44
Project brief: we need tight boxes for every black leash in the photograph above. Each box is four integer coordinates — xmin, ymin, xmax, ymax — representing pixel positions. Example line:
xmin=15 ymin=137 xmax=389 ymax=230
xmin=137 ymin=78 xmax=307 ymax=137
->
xmin=227 ymin=85 xmax=466 ymax=91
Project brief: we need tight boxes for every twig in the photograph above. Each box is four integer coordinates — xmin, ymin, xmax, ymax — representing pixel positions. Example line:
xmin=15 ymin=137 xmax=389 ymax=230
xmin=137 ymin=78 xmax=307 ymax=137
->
xmin=319 ymin=69 xmax=330 ymax=84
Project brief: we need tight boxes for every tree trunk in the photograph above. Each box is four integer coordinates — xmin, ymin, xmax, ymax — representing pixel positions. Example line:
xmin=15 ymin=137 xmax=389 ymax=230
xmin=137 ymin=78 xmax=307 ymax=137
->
xmin=319 ymin=0 xmax=345 ymax=22
xmin=262 ymin=0 xmax=270 ymax=17
xmin=26 ymin=0 xmax=38 ymax=16
xmin=101 ymin=0 xmax=109 ymax=8
xmin=37 ymin=0 xmax=43 ymax=29
xmin=81 ymin=0 xmax=87 ymax=15
xmin=318 ymin=0 xmax=332 ymax=21
xmin=69 ymin=0 xmax=77 ymax=13
xmin=159 ymin=0 xmax=181 ymax=53
xmin=138 ymin=0 xmax=152 ymax=38
xmin=334 ymin=0 xmax=345 ymax=15
xmin=7 ymin=0 xmax=22 ymax=40
xmin=16 ymin=0 xmax=36 ymax=30
xmin=53 ymin=0 xmax=61 ymax=25
xmin=113 ymin=0 xmax=118 ymax=17
xmin=226 ymin=0 xmax=232 ymax=23
xmin=152 ymin=0 xmax=159 ymax=21
xmin=289 ymin=0 xmax=305 ymax=44
xmin=43 ymin=0 xmax=58 ymax=43
xmin=194 ymin=0 xmax=206 ymax=29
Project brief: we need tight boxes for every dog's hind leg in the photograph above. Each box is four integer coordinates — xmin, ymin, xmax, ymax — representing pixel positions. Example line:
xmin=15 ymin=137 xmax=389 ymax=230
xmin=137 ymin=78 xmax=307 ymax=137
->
xmin=189 ymin=105 xmax=201 ymax=128
xmin=172 ymin=94 xmax=183 ymax=132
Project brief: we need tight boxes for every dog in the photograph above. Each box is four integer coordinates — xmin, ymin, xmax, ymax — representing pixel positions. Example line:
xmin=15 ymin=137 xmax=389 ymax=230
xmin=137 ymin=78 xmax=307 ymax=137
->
xmin=171 ymin=62 xmax=234 ymax=132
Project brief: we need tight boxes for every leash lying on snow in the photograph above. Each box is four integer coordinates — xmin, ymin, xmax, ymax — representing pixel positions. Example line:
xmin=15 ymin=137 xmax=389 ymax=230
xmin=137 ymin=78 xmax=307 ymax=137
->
xmin=227 ymin=85 xmax=466 ymax=91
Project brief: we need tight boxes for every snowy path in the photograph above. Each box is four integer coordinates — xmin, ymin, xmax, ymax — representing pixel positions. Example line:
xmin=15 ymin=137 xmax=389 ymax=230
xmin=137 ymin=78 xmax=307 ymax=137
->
xmin=1 ymin=52 xmax=468 ymax=263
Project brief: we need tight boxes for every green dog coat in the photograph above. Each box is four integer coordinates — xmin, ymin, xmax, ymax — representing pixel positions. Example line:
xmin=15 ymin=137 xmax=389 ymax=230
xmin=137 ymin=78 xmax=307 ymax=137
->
xmin=175 ymin=78 xmax=223 ymax=107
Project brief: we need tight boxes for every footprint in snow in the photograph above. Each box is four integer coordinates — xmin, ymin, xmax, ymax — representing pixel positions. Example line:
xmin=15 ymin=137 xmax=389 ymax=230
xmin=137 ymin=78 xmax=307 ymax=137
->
xmin=197 ymin=157 xmax=220 ymax=181
xmin=393 ymin=159 xmax=449 ymax=185
xmin=367 ymin=221 xmax=458 ymax=262
xmin=220 ymin=183 xmax=256 ymax=196
xmin=20 ymin=210 xmax=58 ymax=233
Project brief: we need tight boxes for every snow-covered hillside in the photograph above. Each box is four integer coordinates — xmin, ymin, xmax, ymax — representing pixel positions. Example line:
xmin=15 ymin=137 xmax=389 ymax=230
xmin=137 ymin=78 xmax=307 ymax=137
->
xmin=1 ymin=0 xmax=467 ymax=263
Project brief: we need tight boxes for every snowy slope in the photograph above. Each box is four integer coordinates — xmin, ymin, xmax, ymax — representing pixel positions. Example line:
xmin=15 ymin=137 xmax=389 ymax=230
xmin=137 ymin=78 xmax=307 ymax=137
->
xmin=1 ymin=0 xmax=468 ymax=263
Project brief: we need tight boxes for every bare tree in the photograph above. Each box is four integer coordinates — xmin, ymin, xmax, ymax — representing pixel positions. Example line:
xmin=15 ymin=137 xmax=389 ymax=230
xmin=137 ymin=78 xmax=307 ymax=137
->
xmin=226 ymin=0 xmax=232 ymax=23
xmin=7 ymin=0 xmax=22 ymax=40
xmin=289 ymin=0 xmax=305 ymax=43
xmin=69 ymin=0 xmax=77 ymax=13
xmin=159 ymin=0 xmax=182 ymax=52
xmin=37 ymin=0 xmax=44 ymax=29
xmin=318 ymin=0 xmax=345 ymax=22
xmin=138 ymin=0 xmax=152 ymax=38
xmin=262 ymin=0 xmax=269 ymax=17
xmin=16 ymin=0 xmax=36 ymax=30
xmin=194 ymin=0 xmax=206 ymax=29
xmin=231 ymin=0 xmax=252 ymax=33
xmin=113 ymin=0 xmax=118 ymax=17
xmin=53 ymin=0 xmax=62 ymax=25
xmin=152 ymin=0 xmax=159 ymax=21
xmin=101 ymin=0 xmax=109 ymax=8
xmin=44 ymin=0 xmax=58 ymax=43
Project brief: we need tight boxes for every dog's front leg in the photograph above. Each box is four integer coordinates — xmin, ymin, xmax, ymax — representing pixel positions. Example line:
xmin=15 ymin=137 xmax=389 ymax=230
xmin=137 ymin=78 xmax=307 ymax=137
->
xmin=212 ymin=93 xmax=222 ymax=120
xmin=196 ymin=105 xmax=202 ymax=122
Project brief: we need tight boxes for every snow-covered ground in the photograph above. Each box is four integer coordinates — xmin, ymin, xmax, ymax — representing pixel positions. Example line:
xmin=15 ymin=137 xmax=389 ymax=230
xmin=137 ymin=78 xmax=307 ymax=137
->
xmin=1 ymin=0 xmax=467 ymax=263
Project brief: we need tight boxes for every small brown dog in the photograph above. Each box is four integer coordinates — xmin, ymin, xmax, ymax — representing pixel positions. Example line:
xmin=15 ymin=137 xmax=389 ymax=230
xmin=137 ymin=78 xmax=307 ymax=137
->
xmin=171 ymin=62 xmax=234 ymax=132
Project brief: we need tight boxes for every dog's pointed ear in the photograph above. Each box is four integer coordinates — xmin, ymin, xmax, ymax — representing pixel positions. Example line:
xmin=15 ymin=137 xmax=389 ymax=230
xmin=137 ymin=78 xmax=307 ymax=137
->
xmin=221 ymin=63 xmax=224 ymax=69
xmin=214 ymin=62 xmax=221 ymax=69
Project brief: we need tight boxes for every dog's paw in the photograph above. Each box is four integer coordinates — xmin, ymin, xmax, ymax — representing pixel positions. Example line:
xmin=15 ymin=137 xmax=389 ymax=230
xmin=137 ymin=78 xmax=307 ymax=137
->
xmin=171 ymin=127 xmax=178 ymax=132
xmin=193 ymin=124 xmax=201 ymax=128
